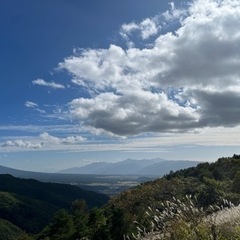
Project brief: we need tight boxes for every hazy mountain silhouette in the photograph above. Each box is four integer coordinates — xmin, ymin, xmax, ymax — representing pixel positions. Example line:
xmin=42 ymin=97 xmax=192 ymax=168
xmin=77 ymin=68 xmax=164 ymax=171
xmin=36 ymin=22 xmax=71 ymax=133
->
xmin=0 ymin=165 xmax=47 ymax=178
xmin=58 ymin=162 xmax=112 ymax=174
xmin=59 ymin=158 xmax=199 ymax=175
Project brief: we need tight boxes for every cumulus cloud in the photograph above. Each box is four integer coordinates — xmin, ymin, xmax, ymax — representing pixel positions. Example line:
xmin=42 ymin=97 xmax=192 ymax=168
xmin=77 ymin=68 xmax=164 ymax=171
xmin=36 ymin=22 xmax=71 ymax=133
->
xmin=1 ymin=132 xmax=86 ymax=151
xmin=32 ymin=78 xmax=65 ymax=89
xmin=59 ymin=0 xmax=240 ymax=136
xmin=69 ymin=91 xmax=199 ymax=136
xmin=39 ymin=132 xmax=85 ymax=145
xmin=62 ymin=135 xmax=86 ymax=144
xmin=2 ymin=140 xmax=42 ymax=149
xmin=39 ymin=132 xmax=60 ymax=144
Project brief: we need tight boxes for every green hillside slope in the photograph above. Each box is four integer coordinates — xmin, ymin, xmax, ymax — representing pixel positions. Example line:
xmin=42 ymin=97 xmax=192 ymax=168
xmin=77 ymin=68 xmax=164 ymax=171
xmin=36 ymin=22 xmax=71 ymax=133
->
xmin=106 ymin=155 xmax=240 ymax=237
xmin=0 ymin=174 xmax=109 ymax=234
xmin=0 ymin=218 xmax=24 ymax=240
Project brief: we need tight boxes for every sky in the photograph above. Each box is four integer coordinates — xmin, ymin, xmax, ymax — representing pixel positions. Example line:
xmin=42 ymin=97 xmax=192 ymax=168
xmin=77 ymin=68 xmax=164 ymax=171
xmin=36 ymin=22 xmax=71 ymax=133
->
xmin=1 ymin=0 xmax=240 ymax=172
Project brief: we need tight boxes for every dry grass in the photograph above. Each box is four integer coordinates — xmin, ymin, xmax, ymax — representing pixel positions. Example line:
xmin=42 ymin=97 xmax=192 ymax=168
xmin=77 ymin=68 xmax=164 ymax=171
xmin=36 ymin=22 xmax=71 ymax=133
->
xmin=129 ymin=196 xmax=240 ymax=240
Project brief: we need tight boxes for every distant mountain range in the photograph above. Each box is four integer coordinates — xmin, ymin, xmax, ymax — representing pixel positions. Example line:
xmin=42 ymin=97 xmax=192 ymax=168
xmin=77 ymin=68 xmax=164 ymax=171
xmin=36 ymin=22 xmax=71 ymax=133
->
xmin=0 ymin=164 xmax=50 ymax=179
xmin=0 ymin=158 xmax=200 ymax=178
xmin=58 ymin=158 xmax=200 ymax=175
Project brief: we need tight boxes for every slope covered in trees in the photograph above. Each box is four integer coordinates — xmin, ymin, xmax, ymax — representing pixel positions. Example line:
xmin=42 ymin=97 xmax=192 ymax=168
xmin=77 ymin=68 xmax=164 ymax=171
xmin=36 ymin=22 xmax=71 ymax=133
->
xmin=107 ymin=154 xmax=240 ymax=238
xmin=0 ymin=218 xmax=24 ymax=240
xmin=0 ymin=174 xmax=109 ymax=234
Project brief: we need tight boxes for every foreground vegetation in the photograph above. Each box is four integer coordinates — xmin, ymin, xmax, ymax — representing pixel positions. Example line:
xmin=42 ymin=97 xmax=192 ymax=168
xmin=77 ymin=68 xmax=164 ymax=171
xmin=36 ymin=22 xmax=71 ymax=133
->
xmin=133 ymin=196 xmax=240 ymax=240
xmin=1 ymin=154 xmax=240 ymax=239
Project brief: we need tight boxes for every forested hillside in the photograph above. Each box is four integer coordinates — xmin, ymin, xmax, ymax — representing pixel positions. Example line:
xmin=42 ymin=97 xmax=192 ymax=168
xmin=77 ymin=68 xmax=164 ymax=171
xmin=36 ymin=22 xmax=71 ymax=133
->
xmin=108 ymin=154 xmax=240 ymax=239
xmin=0 ymin=219 xmax=24 ymax=240
xmin=111 ymin=154 xmax=240 ymax=214
xmin=0 ymin=174 xmax=109 ymax=235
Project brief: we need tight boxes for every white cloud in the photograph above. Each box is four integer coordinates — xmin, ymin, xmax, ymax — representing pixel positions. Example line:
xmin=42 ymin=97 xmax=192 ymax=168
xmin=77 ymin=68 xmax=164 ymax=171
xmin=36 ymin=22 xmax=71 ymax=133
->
xmin=32 ymin=78 xmax=65 ymax=89
xmin=40 ymin=132 xmax=61 ymax=144
xmin=25 ymin=101 xmax=38 ymax=108
xmin=25 ymin=101 xmax=46 ymax=114
xmin=69 ymin=90 xmax=199 ymax=136
xmin=56 ymin=0 xmax=240 ymax=137
xmin=120 ymin=22 xmax=139 ymax=36
xmin=39 ymin=132 xmax=85 ymax=145
xmin=2 ymin=139 xmax=42 ymax=149
xmin=119 ymin=2 xmax=186 ymax=47
xmin=62 ymin=135 xmax=86 ymax=144
xmin=120 ymin=18 xmax=159 ymax=41
xmin=1 ymin=132 xmax=86 ymax=152
xmin=162 ymin=2 xmax=186 ymax=22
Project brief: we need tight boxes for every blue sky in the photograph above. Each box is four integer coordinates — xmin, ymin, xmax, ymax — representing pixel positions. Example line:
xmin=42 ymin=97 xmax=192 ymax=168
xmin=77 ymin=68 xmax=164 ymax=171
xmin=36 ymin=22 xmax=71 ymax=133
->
xmin=1 ymin=0 xmax=240 ymax=172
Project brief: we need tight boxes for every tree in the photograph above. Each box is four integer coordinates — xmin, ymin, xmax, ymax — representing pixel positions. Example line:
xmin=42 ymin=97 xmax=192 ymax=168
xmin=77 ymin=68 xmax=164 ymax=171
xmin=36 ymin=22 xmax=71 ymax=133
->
xmin=232 ymin=171 xmax=240 ymax=193
xmin=109 ymin=207 xmax=129 ymax=240
xmin=88 ymin=208 xmax=109 ymax=240
xmin=71 ymin=200 xmax=89 ymax=239
xmin=38 ymin=209 xmax=75 ymax=240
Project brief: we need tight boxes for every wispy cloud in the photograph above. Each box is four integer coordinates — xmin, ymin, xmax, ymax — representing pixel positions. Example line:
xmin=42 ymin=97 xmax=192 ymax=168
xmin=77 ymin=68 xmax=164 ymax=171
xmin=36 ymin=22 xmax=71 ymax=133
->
xmin=162 ymin=2 xmax=187 ymax=22
xmin=25 ymin=101 xmax=46 ymax=114
xmin=119 ymin=2 xmax=186 ymax=47
xmin=0 ymin=124 xmax=82 ymax=134
xmin=59 ymin=0 xmax=240 ymax=137
xmin=1 ymin=126 xmax=240 ymax=154
xmin=25 ymin=101 xmax=38 ymax=108
xmin=120 ymin=18 xmax=159 ymax=44
xmin=32 ymin=78 xmax=65 ymax=89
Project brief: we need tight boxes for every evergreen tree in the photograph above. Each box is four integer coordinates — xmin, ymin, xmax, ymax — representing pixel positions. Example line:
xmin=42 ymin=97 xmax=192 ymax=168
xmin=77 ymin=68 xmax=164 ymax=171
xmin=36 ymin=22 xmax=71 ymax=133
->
xmin=71 ymin=200 xmax=89 ymax=239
